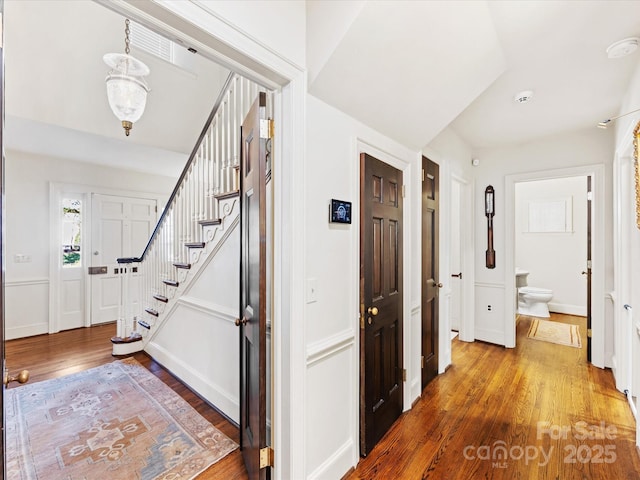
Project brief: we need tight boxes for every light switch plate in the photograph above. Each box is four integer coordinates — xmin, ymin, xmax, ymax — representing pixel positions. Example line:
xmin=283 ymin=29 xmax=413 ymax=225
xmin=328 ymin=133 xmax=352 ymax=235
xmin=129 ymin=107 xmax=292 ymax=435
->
xmin=306 ymin=278 xmax=318 ymax=304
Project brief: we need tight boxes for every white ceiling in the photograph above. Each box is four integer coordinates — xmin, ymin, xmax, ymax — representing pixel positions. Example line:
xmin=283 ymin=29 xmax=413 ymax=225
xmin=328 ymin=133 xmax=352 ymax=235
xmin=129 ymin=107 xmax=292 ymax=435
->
xmin=308 ymin=0 xmax=640 ymax=151
xmin=4 ymin=0 xmax=230 ymax=177
xmin=5 ymin=0 xmax=640 ymax=175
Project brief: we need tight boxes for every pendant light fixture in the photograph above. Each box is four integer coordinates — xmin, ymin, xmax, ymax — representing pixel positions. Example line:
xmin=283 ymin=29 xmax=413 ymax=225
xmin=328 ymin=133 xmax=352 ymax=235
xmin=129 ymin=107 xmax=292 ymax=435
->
xmin=104 ymin=19 xmax=150 ymax=136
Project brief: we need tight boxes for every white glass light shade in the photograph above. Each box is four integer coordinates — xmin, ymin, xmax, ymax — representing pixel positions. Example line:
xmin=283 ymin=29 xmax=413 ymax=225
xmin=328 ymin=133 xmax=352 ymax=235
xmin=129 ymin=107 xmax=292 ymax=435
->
xmin=105 ymin=73 xmax=149 ymax=123
xmin=103 ymin=53 xmax=150 ymax=136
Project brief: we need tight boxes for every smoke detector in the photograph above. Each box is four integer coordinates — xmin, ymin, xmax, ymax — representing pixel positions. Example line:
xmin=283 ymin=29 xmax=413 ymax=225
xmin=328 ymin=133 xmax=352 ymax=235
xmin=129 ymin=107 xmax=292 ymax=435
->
xmin=514 ymin=90 xmax=534 ymax=104
xmin=606 ymin=37 xmax=639 ymax=59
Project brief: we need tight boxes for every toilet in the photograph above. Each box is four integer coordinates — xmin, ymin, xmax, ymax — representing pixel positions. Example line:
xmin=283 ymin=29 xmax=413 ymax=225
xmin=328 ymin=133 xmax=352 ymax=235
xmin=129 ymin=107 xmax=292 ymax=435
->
xmin=515 ymin=268 xmax=553 ymax=318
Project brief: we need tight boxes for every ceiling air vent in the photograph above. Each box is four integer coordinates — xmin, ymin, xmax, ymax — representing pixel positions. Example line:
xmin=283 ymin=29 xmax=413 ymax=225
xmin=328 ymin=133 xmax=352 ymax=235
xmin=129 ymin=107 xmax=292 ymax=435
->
xmin=129 ymin=22 xmax=173 ymax=63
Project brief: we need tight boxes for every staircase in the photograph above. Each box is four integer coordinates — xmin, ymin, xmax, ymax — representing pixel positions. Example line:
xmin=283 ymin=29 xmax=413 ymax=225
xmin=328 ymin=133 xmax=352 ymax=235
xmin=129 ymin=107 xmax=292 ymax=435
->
xmin=112 ymin=73 xmax=261 ymax=356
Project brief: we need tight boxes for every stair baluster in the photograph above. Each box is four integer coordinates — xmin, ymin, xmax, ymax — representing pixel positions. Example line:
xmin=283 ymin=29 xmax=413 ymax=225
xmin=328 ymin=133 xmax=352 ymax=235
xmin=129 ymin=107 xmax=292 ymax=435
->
xmin=112 ymin=74 xmax=264 ymax=355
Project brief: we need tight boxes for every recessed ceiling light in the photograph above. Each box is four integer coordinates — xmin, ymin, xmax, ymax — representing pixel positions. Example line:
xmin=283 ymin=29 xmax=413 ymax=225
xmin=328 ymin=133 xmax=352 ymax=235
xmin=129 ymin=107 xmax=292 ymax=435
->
xmin=606 ymin=37 xmax=639 ymax=59
xmin=514 ymin=90 xmax=534 ymax=104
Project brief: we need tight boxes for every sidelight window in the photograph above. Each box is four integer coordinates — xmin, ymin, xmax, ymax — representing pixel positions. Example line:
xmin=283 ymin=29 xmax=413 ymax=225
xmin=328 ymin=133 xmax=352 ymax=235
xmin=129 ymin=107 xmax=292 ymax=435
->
xmin=62 ymin=198 xmax=82 ymax=267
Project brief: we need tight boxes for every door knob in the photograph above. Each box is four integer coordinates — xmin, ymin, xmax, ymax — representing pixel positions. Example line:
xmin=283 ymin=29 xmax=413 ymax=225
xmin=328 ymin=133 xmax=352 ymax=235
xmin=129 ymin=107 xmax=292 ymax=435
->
xmin=368 ymin=306 xmax=379 ymax=316
xmin=4 ymin=369 xmax=29 ymax=386
xmin=437 ymin=283 xmax=443 ymax=288
xmin=581 ymin=271 xmax=587 ymax=275
xmin=93 ymin=251 xmax=99 ymax=256
xmin=235 ymin=317 xmax=248 ymax=326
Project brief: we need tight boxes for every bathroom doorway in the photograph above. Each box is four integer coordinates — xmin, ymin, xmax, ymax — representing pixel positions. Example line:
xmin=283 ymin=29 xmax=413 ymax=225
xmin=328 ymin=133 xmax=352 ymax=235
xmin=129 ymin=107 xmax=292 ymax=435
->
xmin=513 ymin=174 xmax=591 ymax=359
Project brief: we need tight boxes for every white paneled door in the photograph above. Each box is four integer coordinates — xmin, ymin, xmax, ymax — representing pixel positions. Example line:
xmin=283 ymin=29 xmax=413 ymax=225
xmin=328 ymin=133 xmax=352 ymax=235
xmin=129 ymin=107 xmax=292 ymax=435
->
xmin=90 ymin=194 xmax=157 ymax=325
xmin=59 ymin=196 xmax=85 ymax=331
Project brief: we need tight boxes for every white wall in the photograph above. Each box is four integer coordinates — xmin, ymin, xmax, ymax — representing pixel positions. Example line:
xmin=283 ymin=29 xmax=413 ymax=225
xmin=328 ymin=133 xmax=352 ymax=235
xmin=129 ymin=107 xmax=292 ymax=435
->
xmin=515 ymin=177 xmax=587 ymax=316
xmin=474 ymin=129 xmax=614 ymax=349
xmin=5 ymin=150 xmax=175 ymax=338
xmin=613 ymin=54 xmax=640 ymax=442
xmin=148 ymin=221 xmax=241 ymax=423
xmin=304 ymin=94 xmax=419 ymax=479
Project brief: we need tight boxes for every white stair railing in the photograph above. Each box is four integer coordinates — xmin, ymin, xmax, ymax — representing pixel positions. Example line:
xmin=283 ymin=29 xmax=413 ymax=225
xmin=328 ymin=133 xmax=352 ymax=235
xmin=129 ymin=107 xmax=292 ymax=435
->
xmin=113 ymin=73 xmax=261 ymax=350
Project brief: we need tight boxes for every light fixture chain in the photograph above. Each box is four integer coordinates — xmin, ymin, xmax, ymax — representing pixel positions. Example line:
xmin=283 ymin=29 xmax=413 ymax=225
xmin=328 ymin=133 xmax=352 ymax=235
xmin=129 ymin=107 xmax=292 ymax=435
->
xmin=124 ymin=19 xmax=130 ymax=55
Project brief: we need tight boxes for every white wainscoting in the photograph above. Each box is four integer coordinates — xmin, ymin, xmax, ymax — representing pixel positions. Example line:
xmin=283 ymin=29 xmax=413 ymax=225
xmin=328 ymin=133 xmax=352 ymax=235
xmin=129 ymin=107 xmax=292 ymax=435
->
xmin=474 ymin=282 xmax=506 ymax=345
xmin=147 ymin=295 xmax=240 ymax=423
xmin=306 ymin=329 xmax=357 ymax=479
xmin=6 ymin=278 xmax=49 ymax=339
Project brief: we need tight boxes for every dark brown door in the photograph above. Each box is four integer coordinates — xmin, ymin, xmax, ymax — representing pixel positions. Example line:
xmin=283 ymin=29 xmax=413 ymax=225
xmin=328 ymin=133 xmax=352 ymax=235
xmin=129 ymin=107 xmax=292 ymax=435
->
xmin=0 ymin=2 xmax=5 ymax=475
xmin=239 ymin=92 xmax=269 ymax=480
xmin=360 ymin=153 xmax=403 ymax=456
xmin=586 ymin=176 xmax=592 ymax=362
xmin=421 ymin=157 xmax=439 ymax=389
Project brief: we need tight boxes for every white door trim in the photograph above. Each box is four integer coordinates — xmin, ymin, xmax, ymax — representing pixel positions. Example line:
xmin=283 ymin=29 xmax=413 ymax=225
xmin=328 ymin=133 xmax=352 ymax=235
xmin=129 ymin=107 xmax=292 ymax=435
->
xmin=49 ymin=182 xmax=165 ymax=335
xmin=96 ymin=3 xmax=308 ymax=478
xmin=451 ymin=173 xmax=475 ymax=344
xmin=611 ymin=118 xmax=638 ymax=403
xmin=504 ymin=164 xmax=606 ymax=368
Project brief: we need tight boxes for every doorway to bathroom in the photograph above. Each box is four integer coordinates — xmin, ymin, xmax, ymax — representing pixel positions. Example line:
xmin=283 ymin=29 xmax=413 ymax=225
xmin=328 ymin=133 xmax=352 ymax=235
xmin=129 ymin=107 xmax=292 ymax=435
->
xmin=513 ymin=174 xmax=591 ymax=360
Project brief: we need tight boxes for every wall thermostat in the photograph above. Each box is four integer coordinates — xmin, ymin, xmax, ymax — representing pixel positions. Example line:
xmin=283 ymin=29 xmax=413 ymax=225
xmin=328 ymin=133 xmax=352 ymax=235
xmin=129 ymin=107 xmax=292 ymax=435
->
xmin=329 ymin=199 xmax=352 ymax=224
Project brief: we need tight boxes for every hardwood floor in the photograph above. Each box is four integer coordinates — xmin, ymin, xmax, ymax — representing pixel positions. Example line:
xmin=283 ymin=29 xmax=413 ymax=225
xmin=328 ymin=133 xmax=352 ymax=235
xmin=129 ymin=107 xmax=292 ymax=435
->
xmin=4 ymin=323 xmax=248 ymax=479
xmin=6 ymin=314 xmax=639 ymax=479
xmin=345 ymin=313 xmax=640 ymax=479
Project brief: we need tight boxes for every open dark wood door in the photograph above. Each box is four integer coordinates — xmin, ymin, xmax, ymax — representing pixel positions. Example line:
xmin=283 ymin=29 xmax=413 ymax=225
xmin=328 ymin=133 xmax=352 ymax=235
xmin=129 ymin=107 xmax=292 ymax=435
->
xmin=0 ymin=3 xmax=5 ymax=476
xmin=239 ymin=92 xmax=269 ymax=479
xmin=421 ymin=157 xmax=439 ymax=389
xmin=586 ymin=176 xmax=592 ymax=362
xmin=360 ymin=153 xmax=403 ymax=456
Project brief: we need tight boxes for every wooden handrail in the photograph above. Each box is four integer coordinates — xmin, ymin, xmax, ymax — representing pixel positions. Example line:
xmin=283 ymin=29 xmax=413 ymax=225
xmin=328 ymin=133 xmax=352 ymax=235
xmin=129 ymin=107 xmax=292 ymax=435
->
xmin=117 ymin=71 xmax=237 ymax=264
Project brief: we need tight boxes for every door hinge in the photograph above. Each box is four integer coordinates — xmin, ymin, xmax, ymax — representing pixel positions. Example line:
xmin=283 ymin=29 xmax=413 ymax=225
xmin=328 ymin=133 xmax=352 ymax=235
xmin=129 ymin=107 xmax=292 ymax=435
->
xmin=587 ymin=191 xmax=593 ymax=201
xmin=360 ymin=316 xmax=365 ymax=329
xmin=260 ymin=119 xmax=274 ymax=139
xmin=587 ymin=328 xmax=592 ymax=338
xmin=260 ymin=446 xmax=274 ymax=469
xmin=402 ymin=369 xmax=407 ymax=382
xmin=422 ymin=168 xmax=425 ymax=182
xmin=402 ymin=185 xmax=406 ymax=198
xmin=587 ymin=260 xmax=592 ymax=269
xmin=421 ymin=356 xmax=425 ymax=369
xmin=155 ymin=205 xmax=158 ymax=213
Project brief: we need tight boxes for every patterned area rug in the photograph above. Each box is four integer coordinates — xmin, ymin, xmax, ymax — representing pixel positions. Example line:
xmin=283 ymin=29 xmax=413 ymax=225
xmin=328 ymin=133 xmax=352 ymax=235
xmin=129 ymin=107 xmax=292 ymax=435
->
xmin=5 ymin=358 xmax=237 ymax=480
xmin=527 ymin=318 xmax=582 ymax=348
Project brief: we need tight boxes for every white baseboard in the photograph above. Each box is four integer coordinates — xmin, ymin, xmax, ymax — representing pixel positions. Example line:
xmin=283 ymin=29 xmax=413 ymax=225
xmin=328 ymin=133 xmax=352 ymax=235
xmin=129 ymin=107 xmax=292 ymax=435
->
xmin=549 ymin=303 xmax=587 ymax=317
xmin=307 ymin=438 xmax=355 ymax=480
xmin=6 ymin=323 xmax=48 ymax=340
xmin=145 ymin=341 xmax=239 ymax=423
xmin=474 ymin=327 xmax=505 ymax=346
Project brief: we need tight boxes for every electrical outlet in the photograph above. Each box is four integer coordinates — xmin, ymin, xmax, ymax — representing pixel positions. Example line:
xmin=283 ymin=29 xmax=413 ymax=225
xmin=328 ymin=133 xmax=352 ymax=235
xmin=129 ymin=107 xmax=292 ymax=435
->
xmin=487 ymin=305 xmax=492 ymax=311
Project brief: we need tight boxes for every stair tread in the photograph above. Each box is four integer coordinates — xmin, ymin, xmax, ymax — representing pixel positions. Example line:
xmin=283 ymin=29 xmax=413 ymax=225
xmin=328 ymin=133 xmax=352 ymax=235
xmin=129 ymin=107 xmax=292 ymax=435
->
xmin=153 ymin=294 xmax=168 ymax=303
xmin=145 ymin=308 xmax=159 ymax=317
xmin=137 ymin=320 xmax=151 ymax=330
xmin=163 ymin=279 xmax=179 ymax=287
xmin=184 ymin=242 xmax=205 ymax=249
xmin=198 ymin=218 xmax=222 ymax=226
xmin=173 ymin=262 xmax=191 ymax=269
xmin=111 ymin=332 xmax=142 ymax=344
xmin=214 ymin=190 xmax=240 ymax=200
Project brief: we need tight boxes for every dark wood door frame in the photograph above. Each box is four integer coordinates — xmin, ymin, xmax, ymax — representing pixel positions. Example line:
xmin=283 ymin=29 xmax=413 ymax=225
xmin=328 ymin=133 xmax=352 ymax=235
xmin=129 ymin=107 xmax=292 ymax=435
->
xmin=359 ymin=152 xmax=404 ymax=456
